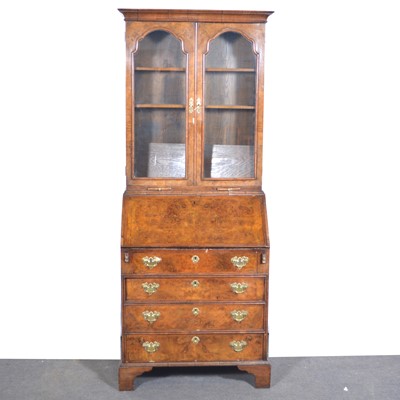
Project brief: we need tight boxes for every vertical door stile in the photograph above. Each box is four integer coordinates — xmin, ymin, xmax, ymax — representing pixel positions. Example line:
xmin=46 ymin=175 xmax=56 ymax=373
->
xmin=187 ymin=22 xmax=196 ymax=185
xmin=195 ymin=23 xmax=205 ymax=186
xmin=192 ymin=22 xmax=198 ymax=186
xmin=125 ymin=22 xmax=135 ymax=186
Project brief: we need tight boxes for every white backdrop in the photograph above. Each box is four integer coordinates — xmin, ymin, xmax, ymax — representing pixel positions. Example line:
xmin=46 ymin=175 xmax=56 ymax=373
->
xmin=0 ymin=0 xmax=399 ymax=359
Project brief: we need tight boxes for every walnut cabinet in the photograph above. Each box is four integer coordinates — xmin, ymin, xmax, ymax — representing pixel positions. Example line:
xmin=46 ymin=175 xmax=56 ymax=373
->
xmin=118 ymin=9 xmax=273 ymax=390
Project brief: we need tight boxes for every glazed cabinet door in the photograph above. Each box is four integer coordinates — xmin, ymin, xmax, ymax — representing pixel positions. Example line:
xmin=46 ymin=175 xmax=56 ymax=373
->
xmin=125 ymin=22 xmax=195 ymax=187
xmin=196 ymin=24 xmax=265 ymax=188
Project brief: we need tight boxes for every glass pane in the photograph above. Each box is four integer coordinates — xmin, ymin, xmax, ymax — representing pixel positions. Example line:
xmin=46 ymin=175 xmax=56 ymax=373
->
xmin=205 ymin=72 xmax=255 ymax=106
xmin=133 ymin=30 xmax=186 ymax=178
xmin=134 ymin=30 xmax=186 ymax=68
xmin=204 ymin=110 xmax=255 ymax=178
xmin=135 ymin=71 xmax=185 ymax=104
xmin=203 ymin=32 xmax=256 ymax=179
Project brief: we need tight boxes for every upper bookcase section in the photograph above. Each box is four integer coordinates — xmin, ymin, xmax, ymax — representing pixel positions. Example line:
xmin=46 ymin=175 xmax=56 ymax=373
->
xmin=120 ymin=9 xmax=273 ymax=192
xmin=118 ymin=9 xmax=274 ymax=23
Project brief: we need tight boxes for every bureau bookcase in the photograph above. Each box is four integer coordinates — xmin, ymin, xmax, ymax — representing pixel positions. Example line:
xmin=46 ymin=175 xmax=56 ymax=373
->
xmin=118 ymin=9 xmax=273 ymax=390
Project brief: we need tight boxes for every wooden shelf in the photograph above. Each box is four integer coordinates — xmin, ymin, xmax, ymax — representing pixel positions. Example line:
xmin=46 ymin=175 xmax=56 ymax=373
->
xmin=205 ymin=105 xmax=255 ymax=110
xmin=135 ymin=104 xmax=186 ymax=109
xmin=205 ymin=68 xmax=255 ymax=73
xmin=135 ymin=67 xmax=185 ymax=72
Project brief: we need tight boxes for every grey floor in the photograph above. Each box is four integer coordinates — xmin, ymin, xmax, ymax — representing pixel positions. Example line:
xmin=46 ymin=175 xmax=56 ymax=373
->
xmin=1 ymin=357 xmax=399 ymax=400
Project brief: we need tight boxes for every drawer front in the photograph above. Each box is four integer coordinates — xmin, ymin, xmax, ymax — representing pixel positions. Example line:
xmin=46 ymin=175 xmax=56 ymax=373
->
xmin=123 ymin=303 xmax=264 ymax=332
xmin=125 ymin=277 xmax=265 ymax=302
xmin=121 ymin=249 xmax=268 ymax=275
xmin=124 ymin=333 xmax=265 ymax=363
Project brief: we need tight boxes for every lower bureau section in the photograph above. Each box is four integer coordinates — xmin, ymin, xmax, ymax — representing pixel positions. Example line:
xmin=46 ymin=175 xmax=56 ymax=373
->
xmin=123 ymin=333 xmax=265 ymax=363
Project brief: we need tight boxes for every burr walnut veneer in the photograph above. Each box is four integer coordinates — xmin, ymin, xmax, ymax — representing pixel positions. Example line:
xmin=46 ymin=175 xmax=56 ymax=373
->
xmin=118 ymin=9 xmax=273 ymax=390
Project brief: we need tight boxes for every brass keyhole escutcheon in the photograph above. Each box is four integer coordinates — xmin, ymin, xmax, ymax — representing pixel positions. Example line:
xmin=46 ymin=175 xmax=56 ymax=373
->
xmin=189 ymin=97 xmax=194 ymax=114
xmin=195 ymin=98 xmax=201 ymax=114
xmin=191 ymin=280 xmax=200 ymax=288
xmin=192 ymin=336 xmax=200 ymax=345
xmin=192 ymin=255 xmax=200 ymax=263
xmin=192 ymin=307 xmax=200 ymax=316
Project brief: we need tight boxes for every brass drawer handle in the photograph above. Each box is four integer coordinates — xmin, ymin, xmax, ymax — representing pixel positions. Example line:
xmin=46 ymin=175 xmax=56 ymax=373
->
xmin=230 ymin=340 xmax=248 ymax=352
xmin=192 ymin=307 xmax=200 ymax=316
xmin=142 ymin=256 xmax=162 ymax=269
xmin=230 ymin=282 xmax=248 ymax=294
xmin=192 ymin=336 xmax=200 ymax=344
xmin=231 ymin=256 xmax=249 ymax=270
xmin=142 ymin=282 xmax=160 ymax=295
xmin=142 ymin=341 xmax=160 ymax=353
xmin=142 ymin=311 xmax=160 ymax=324
xmin=231 ymin=310 xmax=248 ymax=322
xmin=191 ymin=280 xmax=200 ymax=288
xmin=192 ymin=255 xmax=200 ymax=263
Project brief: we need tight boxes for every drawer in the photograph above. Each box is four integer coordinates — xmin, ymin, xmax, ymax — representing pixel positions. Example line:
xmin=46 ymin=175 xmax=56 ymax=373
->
xmin=123 ymin=303 xmax=265 ymax=332
xmin=124 ymin=333 xmax=265 ymax=363
xmin=121 ymin=249 xmax=268 ymax=275
xmin=124 ymin=277 xmax=265 ymax=302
